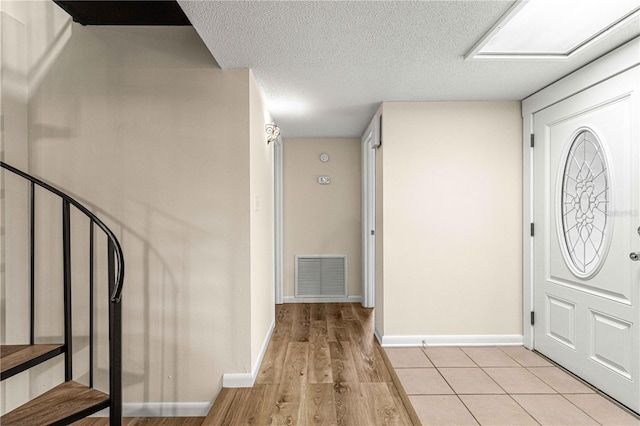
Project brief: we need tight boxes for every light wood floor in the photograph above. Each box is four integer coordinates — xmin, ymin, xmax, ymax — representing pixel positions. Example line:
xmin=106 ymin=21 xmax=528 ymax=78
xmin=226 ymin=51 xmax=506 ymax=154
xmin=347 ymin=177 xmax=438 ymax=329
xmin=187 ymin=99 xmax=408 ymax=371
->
xmin=205 ymin=303 xmax=415 ymax=425
xmin=75 ymin=303 xmax=416 ymax=425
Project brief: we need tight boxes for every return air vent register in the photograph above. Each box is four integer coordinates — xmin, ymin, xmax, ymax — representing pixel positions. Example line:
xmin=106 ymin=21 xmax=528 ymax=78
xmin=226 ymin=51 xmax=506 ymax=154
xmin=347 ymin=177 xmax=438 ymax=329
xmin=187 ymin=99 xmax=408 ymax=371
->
xmin=295 ymin=255 xmax=347 ymax=297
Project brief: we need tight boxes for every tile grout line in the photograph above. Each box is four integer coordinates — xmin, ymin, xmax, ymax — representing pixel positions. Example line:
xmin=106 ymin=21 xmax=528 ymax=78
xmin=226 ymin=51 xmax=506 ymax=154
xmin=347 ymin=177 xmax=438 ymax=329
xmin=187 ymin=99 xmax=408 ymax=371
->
xmin=557 ymin=394 xmax=604 ymax=426
xmin=423 ymin=347 xmax=483 ymax=425
xmin=523 ymin=347 xmax=640 ymax=420
xmin=472 ymin=351 xmax=544 ymax=426
xmin=481 ymin=359 xmax=603 ymax=425
xmin=423 ymin=346 xmax=543 ymax=426
xmin=431 ymin=346 xmax=549 ymax=426
xmin=476 ymin=357 xmax=557 ymax=425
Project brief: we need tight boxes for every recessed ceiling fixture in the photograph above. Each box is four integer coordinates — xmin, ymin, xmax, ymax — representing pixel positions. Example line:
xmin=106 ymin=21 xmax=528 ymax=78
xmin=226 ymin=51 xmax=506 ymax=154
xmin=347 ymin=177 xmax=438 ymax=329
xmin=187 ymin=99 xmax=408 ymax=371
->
xmin=466 ymin=0 xmax=640 ymax=60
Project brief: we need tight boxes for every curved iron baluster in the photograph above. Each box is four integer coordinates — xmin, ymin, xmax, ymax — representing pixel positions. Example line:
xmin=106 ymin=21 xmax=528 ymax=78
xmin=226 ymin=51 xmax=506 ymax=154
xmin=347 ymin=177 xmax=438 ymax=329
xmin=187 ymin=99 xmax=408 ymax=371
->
xmin=0 ymin=161 xmax=124 ymax=301
xmin=1 ymin=160 xmax=124 ymax=425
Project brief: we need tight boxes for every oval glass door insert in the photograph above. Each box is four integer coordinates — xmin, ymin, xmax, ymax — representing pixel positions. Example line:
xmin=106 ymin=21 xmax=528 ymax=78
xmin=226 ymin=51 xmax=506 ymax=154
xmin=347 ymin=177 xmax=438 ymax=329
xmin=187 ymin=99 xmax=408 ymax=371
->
xmin=559 ymin=128 xmax=612 ymax=278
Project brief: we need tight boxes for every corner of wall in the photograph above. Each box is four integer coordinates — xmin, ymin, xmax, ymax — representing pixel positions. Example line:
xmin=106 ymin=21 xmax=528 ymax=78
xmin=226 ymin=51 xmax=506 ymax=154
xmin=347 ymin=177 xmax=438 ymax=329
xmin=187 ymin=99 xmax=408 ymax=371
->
xmin=248 ymin=71 xmax=275 ymax=368
xmin=223 ymin=319 xmax=275 ymax=388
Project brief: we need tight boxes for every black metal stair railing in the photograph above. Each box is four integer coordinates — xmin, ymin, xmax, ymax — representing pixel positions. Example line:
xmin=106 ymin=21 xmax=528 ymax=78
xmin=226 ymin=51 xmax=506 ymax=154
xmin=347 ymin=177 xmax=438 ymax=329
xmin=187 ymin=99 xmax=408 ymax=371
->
xmin=1 ymin=161 xmax=125 ymax=425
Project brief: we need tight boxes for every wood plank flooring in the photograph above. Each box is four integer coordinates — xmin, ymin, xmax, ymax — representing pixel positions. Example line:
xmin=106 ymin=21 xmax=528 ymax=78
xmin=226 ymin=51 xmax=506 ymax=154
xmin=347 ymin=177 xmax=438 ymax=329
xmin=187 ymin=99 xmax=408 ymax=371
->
xmin=75 ymin=304 xmax=416 ymax=425
xmin=204 ymin=303 xmax=415 ymax=425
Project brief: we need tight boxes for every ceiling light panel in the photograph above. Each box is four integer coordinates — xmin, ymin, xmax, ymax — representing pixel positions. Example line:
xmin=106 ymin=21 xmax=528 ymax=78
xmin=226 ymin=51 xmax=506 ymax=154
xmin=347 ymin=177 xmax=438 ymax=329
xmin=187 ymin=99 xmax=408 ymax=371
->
xmin=469 ymin=0 xmax=640 ymax=59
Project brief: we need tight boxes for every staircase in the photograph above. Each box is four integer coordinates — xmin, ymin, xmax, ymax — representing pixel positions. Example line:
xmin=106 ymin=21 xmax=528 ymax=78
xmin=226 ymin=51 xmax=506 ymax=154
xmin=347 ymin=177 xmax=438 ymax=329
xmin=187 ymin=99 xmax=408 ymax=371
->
xmin=0 ymin=162 xmax=125 ymax=425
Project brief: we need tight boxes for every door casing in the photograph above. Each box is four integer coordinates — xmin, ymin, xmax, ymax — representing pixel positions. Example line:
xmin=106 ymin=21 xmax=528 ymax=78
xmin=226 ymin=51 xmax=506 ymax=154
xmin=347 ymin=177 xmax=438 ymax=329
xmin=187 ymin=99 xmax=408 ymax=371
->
xmin=362 ymin=114 xmax=380 ymax=308
xmin=274 ymin=136 xmax=284 ymax=304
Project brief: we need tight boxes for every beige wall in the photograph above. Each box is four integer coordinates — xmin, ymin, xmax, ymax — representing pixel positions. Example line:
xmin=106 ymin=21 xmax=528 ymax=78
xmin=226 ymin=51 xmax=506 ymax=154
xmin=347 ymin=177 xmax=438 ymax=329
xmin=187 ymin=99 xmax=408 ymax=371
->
xmin=1 ymin=4 xmax=60 ymax=413
xmin=249 ymin=71 xmax=275 ymax=365
xmin=1 ymin=8 xmax=30 ymax=346
xmin=1 ymin=1 xmax=273 ymax=412
xmin=283 ymin=139 xmax=362 ymax=299
xmin=27 ymin=24 xmax=252 ymax=405
xmin=380 ymin=102 xmax=523 ymax=337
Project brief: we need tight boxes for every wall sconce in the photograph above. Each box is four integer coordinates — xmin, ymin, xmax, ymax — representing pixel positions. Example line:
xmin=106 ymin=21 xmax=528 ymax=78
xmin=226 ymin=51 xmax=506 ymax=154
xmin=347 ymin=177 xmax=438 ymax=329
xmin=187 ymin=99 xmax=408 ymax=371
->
xmin=265 ymin=123 xmax=280 ymax=144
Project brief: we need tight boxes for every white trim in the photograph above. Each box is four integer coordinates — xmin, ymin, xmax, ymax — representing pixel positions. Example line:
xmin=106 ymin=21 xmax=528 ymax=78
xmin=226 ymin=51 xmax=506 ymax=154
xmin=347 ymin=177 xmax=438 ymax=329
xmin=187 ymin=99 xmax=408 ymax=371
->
xmin=523 ymin=111 xmax=535 ymax=350
xmin=379 ymin=334 xmax=524 ymax=347
xmin=464 ymin=0 xmax=527 ymax=60
xmin=274 ymin=136 xmax=284 ymax=304
xmin=223 ymin=319 xmax=275 ymax=388
xmin=370 ymin=115 xmax=381 ymax=149
xmin=91 ymin=402 xmax=212 ymax=417
xmin=284 ymin=295 xmax=362 ymax=304
xmin=221 ymin=372 xmax=253 ymax=388
xmin=361 ymin=115 xmax=378 ymax=308
xmin=522 ymin=37 xmax=640 ymax=351
xmin=522 ymin=37 xmax=640 ymax=115
xmin=374 ymin=326 xmax=383 ymax=345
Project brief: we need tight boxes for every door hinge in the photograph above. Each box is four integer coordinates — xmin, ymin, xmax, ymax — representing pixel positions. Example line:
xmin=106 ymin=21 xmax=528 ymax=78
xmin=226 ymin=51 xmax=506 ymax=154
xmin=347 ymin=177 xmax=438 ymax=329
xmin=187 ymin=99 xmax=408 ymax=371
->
xmin=530 ymin=311 xmax=535 ymax=326
xmin=530 ymin=134 xmax=534 ymax=148
xmin=370 ymin=230 xmax=375 ymax=236
xmin=530 ymin=223 xmax=535 ymax=237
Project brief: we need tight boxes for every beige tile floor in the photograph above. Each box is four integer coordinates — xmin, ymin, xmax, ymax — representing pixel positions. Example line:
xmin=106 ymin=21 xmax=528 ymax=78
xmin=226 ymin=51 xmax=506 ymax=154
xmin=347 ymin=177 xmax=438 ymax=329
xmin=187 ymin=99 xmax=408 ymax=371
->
xmin=386 ymin=346 xmax=640 ymax=426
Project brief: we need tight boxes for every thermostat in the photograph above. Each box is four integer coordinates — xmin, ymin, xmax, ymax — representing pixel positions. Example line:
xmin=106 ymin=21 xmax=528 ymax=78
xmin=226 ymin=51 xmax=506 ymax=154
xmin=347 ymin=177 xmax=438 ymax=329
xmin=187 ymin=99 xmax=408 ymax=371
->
xmin=318 ymin=176 xmax=331 ymax=184
xmin=320 ymin=153 xmax=329 ymax=163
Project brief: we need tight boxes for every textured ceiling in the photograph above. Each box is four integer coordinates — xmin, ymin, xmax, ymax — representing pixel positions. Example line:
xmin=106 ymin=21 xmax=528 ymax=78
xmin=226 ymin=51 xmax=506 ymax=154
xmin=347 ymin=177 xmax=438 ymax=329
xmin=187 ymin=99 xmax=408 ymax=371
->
xmin=178 ymin=1 xmax=640 ymax=138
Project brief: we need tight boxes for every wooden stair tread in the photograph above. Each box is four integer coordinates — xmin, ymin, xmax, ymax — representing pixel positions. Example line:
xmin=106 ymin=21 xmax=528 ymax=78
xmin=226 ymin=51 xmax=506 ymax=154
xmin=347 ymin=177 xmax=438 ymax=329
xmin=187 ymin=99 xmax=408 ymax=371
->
xmin=1 ymin=344 xmax=64 ymax=380
xmin=1 ymin=381 xmax=110 ymax=425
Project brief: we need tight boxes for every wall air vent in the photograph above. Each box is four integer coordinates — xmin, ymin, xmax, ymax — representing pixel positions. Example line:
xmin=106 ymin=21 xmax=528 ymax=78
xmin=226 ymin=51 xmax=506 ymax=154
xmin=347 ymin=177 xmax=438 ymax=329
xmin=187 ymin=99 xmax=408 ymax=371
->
xmin=295 ymin=255 xmax=347 ymax=297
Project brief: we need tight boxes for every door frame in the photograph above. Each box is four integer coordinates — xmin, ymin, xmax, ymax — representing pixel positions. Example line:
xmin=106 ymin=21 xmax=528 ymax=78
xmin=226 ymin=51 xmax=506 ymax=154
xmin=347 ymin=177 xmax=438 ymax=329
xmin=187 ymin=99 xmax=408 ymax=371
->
xmin=521 ymin=38 xmax=640 ymax=349
xmin=274 ymin=135 xmax=284 ymax=304
xmin=362 ymin=114 xmax=380 ymax=308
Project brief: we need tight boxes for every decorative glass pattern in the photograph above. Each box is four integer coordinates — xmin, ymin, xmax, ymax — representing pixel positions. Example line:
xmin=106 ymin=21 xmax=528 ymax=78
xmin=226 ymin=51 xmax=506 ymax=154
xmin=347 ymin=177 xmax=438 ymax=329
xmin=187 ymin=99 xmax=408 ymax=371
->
xmin=560 ymin=129 xmax=610 ymax=277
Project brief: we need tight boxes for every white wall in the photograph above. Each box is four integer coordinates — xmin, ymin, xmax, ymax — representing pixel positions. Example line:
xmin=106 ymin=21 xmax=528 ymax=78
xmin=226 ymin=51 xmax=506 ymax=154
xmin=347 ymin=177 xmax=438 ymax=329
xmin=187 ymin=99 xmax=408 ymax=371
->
xmin=379 ymin=102 xmax=523 ymax=341
xmin=1 ymin=1 xmax=274 ymax=413
xmin=283 ymin=138 xmax=362 ymax=299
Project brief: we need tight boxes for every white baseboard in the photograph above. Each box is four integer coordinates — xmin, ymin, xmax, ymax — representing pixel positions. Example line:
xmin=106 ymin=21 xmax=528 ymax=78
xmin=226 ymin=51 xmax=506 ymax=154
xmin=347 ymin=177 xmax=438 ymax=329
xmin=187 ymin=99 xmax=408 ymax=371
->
xmin=93 ymin=319 xmax=276 ymax=417
xmin=283 ymin=295 xmax=362 ymax=303
xmin=223 ymin=319 xmax=275 ymax=388
xmin=374 ymin=326 xmax=383 ymax=345
xmin=91 ymin=402 xmax=212 ymax=417
xmin=379 ymin=334 xmax=524 ymax=347
xmin=222 ymin=372 xmax=253 ymax=388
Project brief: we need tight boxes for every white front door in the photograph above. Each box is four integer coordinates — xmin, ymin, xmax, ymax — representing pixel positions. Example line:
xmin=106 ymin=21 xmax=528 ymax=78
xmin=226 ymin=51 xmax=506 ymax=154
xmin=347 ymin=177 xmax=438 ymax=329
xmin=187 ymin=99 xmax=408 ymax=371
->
xmin=533 ymin=66 xmax=640 ymax=412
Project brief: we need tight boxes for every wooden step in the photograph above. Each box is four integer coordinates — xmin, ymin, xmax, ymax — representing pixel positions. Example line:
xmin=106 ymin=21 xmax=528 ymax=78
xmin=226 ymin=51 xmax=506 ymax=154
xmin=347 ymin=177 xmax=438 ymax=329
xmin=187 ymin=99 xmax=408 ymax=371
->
xmin=1 ymin=344 xmax=65 ymax=380
xmin=1 ymin=381 xmax=110 ymax=425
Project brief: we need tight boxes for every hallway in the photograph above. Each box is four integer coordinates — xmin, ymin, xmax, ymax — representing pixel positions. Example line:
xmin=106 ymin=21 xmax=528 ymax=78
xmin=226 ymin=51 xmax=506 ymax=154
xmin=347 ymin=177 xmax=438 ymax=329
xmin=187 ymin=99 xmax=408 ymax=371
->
xmin=204 ymin=303 xmax=414 ymax=425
